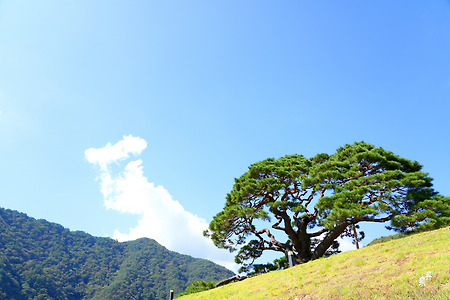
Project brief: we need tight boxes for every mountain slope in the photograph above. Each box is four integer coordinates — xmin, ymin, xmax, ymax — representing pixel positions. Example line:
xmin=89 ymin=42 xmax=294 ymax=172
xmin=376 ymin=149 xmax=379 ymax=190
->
xmin=181 ymin=227 xmax=450 ymax=299
xmin=0 ymin=207 xmax=234 ymax=299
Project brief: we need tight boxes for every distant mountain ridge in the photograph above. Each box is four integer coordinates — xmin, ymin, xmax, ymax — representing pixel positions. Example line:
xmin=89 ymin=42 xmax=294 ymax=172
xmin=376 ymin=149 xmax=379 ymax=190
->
xmin=0 ymin=207 xmax=234 ymax=299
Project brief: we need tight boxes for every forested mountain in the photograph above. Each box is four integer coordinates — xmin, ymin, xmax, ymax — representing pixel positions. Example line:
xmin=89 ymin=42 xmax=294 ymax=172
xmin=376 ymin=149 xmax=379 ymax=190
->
xmin=0 ymin=208 xmax=234 ymax=299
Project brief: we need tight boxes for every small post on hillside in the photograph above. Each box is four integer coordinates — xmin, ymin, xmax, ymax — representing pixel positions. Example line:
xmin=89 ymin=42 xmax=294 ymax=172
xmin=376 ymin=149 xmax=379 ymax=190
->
xmin=288 ymin=251 xmax=295 ymax=268
xmin=169 ymin=289 xmax=174 ymax=300
xmin=352 ymin=224 xmax=360 ymax=249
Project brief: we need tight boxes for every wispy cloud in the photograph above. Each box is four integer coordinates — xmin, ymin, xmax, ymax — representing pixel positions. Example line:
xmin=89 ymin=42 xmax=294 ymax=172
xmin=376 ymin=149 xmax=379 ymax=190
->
xmin=85 ymin=135 xmax=236 ymax=271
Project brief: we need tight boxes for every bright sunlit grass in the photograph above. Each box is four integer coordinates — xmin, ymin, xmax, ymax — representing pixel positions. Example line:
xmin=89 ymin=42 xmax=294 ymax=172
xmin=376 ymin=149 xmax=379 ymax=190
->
xmin=180 ymin=227 xmax=450 ymax=299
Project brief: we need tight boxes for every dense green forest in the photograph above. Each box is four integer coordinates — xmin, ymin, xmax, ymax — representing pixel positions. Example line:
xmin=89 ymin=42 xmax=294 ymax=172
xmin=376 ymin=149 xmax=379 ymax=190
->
xmin=0 ymin=208 xmax=234 ymax=299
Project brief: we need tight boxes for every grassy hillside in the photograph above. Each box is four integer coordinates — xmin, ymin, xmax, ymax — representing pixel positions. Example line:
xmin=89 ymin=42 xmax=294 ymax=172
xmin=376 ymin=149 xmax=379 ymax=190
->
xmin=180 ymin=227 xmax=450 ymax=299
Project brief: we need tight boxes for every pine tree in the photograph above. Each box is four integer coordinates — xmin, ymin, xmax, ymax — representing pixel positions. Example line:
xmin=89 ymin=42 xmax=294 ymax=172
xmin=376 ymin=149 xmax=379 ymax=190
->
xmin=205 ymin=142 xmax=446 ymax=269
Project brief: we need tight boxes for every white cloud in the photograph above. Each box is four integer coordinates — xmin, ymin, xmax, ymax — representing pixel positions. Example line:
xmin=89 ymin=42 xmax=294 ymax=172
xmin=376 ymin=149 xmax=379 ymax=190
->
xmin=85 ymin=135 xmax=147 ymax=171
xmin=85 ymin=135 xmax=236 ymax=271
xmin=338 ymin=236 xmax=360 ymax=252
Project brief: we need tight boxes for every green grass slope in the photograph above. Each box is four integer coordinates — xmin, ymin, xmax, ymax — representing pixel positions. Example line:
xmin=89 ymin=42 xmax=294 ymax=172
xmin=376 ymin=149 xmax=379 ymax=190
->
xmin=181 ymin=227 xmax=450 ymax=300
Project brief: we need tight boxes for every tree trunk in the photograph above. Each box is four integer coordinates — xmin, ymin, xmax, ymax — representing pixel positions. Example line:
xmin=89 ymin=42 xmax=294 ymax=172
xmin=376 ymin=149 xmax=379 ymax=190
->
xmin=293 ymin=217 xmax=312 ymax=263
xmin=215 ymin=275 xmax=248 ymax=287
xmin=311 ymin=222 xmax=349 ymax=260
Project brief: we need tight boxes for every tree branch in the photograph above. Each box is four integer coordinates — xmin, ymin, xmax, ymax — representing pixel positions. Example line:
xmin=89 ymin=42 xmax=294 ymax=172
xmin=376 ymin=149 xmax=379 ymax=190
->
xmin=253 ymin=228 xmax=285 ymax=249
xmin=308 ymin=228 xmax=328 ymax=238
xmin=359 ymin=215 xmax=394 ymax=223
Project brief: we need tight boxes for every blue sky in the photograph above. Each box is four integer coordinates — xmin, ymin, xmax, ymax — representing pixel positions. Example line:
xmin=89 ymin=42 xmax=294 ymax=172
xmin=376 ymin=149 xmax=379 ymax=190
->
xmin=1 ymin=1 xmax=449 ymax=271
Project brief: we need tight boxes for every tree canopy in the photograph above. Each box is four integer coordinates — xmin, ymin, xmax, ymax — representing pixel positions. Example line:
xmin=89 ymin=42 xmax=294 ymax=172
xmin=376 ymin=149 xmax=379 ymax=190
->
xmin=205 ymin=142 xmax=447 ymax=269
